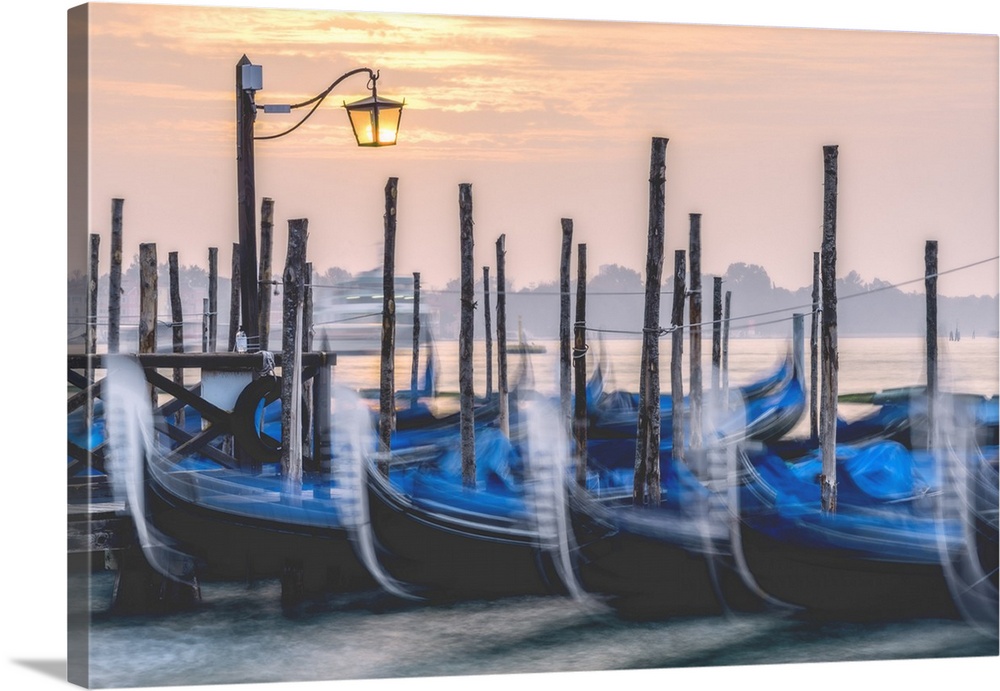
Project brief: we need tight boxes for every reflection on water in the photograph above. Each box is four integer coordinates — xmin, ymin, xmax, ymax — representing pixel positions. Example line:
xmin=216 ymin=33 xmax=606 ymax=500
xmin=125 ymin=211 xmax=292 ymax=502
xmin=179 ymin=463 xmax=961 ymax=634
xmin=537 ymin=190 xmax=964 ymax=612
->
xmin=336 ymin=336 xmax=998 ymax=397
xmin=83 ymin=570 xmax=995 ymax=689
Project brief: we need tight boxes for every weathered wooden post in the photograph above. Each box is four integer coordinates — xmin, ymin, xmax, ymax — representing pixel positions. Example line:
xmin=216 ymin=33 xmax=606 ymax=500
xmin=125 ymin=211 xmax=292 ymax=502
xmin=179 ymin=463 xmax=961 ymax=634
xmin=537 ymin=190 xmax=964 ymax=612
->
xmin=496 ymin=234 xmax=510 ymax=436
xmin=793 ymin=313 xmax=805 ymax=389
xmin=208 ymin=247 xmax=218 ymax=352
xmin=168 ymin=251 xmax=185 ymax=427
xmin=88 ymin=234 xmax=99 ymax=356
xmin=281 ymin=219 xmax=308 ymax=487
xmin=313 ymin=350 xmax=333 ymax=497
xmin=483 ymin=266 xmax=493 ymax=400
xmin=688 ymin=213 xmax=703 ymax=454
xmin=573 ymin=243 xmax=588 ymax=487
xmin=378 ymin=177 xmax=399 ymax=477
xmin=410 ymin=271 xmax=421 ymax=409
xmin=670 ymin=251 xmax=687 ymax=466
xmin=925 ymin=239 xmax=938 ymax=445
xmin=820 ymin=145 xmax=839 ymax=514
xmin=229 ymin=242 xmax=241 ymax=352
xmin=722 ymin=290 xmax=732 ymax=401
xmin=108 ymin=198 xmax=124 ymax=354
xmin=712 ymin=276 xmax=722 ymax=396
xmin=459 ymin=184 xmax=477 ymax=488
xmin=202 ymin=297 xmax=209 ymax=352
xmin=302 ymin=261 xmax=314 ymax=469
xmin=559 ymin=218 xmax=573 ymax=425
xmin=87 ymin=234 xmax=99 ymax=433
xmin=633 ymin=136 xmax=667 ymax=508
xmin=139 ymin=243 xmax=157 ymax=355
xmin=810 ymin=251 xmax=820 ymax=441
xmin=258 ymin=197 xmax=274 ymax=352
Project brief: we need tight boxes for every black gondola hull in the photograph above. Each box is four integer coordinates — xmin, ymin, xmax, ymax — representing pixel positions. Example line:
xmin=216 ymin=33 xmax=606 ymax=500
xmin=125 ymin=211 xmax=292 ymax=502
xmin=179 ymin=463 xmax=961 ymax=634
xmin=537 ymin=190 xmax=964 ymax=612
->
xmin=568 ymin=489 xmax=763 ymax=619
xmin=365 ymin=468 xmax=565 ymax=600
xmin=144 ymin=473 xmax=374 ymax=592
xmin=738 ymin=521 xmax=960 ymax=620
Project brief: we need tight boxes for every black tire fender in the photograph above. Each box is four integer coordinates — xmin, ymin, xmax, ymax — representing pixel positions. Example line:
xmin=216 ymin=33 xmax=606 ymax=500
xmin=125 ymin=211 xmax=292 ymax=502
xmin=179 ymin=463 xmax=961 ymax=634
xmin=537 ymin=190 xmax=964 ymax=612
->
xmin=231 ymin=375 xmax=282 ymax=463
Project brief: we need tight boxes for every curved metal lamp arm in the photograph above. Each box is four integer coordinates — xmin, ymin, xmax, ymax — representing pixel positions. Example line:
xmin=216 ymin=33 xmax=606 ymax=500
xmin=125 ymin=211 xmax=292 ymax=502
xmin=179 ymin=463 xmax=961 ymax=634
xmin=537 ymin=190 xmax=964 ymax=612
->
xmin=254 ymin=67 xmax=378 ymax=141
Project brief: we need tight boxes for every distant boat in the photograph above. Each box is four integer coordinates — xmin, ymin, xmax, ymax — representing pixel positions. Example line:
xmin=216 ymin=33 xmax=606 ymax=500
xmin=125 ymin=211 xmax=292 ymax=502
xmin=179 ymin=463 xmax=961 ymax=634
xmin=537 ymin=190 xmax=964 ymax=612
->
xmin=507 ymin=316 xmax=546 ymax=354
xmin=508 ymin=342 xmax=546 ymax=355
xmin=311 ymin=269 xmax=436 ymax=355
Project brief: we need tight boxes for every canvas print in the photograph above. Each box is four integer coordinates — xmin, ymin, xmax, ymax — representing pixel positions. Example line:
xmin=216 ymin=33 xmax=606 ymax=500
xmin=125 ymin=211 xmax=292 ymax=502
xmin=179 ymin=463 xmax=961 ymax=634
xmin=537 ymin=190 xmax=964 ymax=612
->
xmin=66 ymin=2 xmax=999 ymax=689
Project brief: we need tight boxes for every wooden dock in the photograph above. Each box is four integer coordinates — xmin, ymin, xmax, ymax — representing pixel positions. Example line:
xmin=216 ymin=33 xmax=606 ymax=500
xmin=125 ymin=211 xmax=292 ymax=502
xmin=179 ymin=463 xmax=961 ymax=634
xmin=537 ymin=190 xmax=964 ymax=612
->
xmin=68 ymin=350 xmax=338 ymax=566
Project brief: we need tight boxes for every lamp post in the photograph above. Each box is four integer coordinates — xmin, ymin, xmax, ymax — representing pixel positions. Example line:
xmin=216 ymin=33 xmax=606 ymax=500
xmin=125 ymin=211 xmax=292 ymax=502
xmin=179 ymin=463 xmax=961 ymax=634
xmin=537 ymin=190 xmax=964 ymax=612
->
xmin=235 ymin=55 xmax=404 ymax=351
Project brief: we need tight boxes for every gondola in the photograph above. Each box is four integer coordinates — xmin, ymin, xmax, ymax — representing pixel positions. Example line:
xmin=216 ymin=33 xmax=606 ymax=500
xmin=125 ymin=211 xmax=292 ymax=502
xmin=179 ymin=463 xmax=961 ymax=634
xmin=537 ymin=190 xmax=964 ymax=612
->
xmin=104 ymin=355 xmax=581 ymax=606
xmin=565 ymin=454 xmax=767 ymax=620
xmin=587 ymin=351 xmax=805 ymax=445
xmin=562 ymin=361 xmax=799 ymax=620
xmin=100 ymin=356 xmax=410 ymax=604
xmin=364 ymin=424 xmax=573 ymax=601
xmin=732 ymin=438 xmax=995 ymax=621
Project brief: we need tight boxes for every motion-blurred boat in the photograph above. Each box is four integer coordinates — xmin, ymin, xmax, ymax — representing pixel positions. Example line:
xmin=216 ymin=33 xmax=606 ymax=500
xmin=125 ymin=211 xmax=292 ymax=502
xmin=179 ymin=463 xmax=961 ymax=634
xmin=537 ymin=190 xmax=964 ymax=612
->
xmin=734 ymin=436 xmax=997 ymax=623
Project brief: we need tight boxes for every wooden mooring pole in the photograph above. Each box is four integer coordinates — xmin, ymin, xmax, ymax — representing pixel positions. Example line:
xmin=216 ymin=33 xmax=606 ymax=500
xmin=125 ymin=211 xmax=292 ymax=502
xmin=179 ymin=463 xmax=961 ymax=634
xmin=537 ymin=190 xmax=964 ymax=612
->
xmin=202 ymin=297 xmax=209 ymax=352
xmin=560 ymin=218 xmax=573 ymax=425
xmin=88 ymin=234 xmax=99 ymax=356
xmin=139 ymin=243 xmax=157 ymax=355
xmin=302 ymin=261 xmax=314 ymax=469
xmin=925 ymin=239 xmax=938 ymax=446
xmin=722 ymin=289 xmax=731 ymax=401
xmin=208 ymin=247 xmax=218 ymax=352
xmin=633 ymin=136 xmax=667 ymax=507
xmin=168 ymin=251 xmax=185 ymax=427
xmin=459 ymin=184 xmax=477 ymax=487
xmin=281 ymin=218 xmax=308 ymax=486
xmin=670 ymin=251 xmax=687 ymax=466
xmin=108 ymin=198 xmax=124 ymax=354
xmin=496 ymin=234 xmax=510 ymax=436
xmin=820 ymin=145 xmax=839 ymax=514
xmin=229 ymin=242 xmax=241 ymax=352
xmin=87 ymin=234 xmax=99 ymax=432
xmin=483 ymin=266 xmax=493 ymax=400
xmin=688 ymin=213 xmax=703 ymax=454
xmin=810 ymin=251 xmax=820 ymax=441
xmin=410 ymin=271 xmax=421 ymax=409
xmin=712 ymin=276 xmax=722 ymax=396
xmin=258 ymin=197 xmax=274 ymax=352
xmin=573 ymin=243 xmax=588 ymax=487
xmin=793 ymin=313 xmax=805 ymax=388
xmin=378 ymin=178 xmax=398 ymax=477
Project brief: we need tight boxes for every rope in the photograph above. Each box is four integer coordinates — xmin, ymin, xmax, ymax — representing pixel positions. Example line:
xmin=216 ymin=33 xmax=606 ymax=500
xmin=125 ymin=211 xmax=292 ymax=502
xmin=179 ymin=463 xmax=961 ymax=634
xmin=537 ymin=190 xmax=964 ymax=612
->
xmin=259 ymin=351 xmax=275 ymax=376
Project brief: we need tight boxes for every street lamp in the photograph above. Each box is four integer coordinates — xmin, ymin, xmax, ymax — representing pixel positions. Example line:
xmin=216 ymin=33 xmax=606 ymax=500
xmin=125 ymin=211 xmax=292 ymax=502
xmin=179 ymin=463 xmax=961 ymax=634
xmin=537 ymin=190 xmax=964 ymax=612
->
xmin=235 ymin=55 xmax=404 ymax=350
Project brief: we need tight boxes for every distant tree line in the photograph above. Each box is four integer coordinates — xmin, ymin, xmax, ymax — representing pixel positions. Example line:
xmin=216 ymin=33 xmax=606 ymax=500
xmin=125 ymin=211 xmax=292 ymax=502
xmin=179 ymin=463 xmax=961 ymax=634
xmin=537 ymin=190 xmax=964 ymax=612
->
xmin=72 ymin=258 xmax=998 ymax=341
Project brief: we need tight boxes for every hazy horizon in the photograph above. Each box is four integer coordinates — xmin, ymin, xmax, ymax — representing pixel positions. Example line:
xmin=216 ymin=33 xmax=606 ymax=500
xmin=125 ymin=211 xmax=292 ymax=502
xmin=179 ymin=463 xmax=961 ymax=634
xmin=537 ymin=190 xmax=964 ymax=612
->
xmin=70 ymin=3 xmax=999 ymax=301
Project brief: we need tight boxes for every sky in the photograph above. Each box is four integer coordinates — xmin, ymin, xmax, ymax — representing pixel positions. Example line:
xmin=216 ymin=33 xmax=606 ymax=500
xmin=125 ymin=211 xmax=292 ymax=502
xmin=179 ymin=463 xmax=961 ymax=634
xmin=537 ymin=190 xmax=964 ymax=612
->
xmin=69 ymin=0 xmax=999 ymax=299
xmin=3 ymin=4 xmax=999 ymax=691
